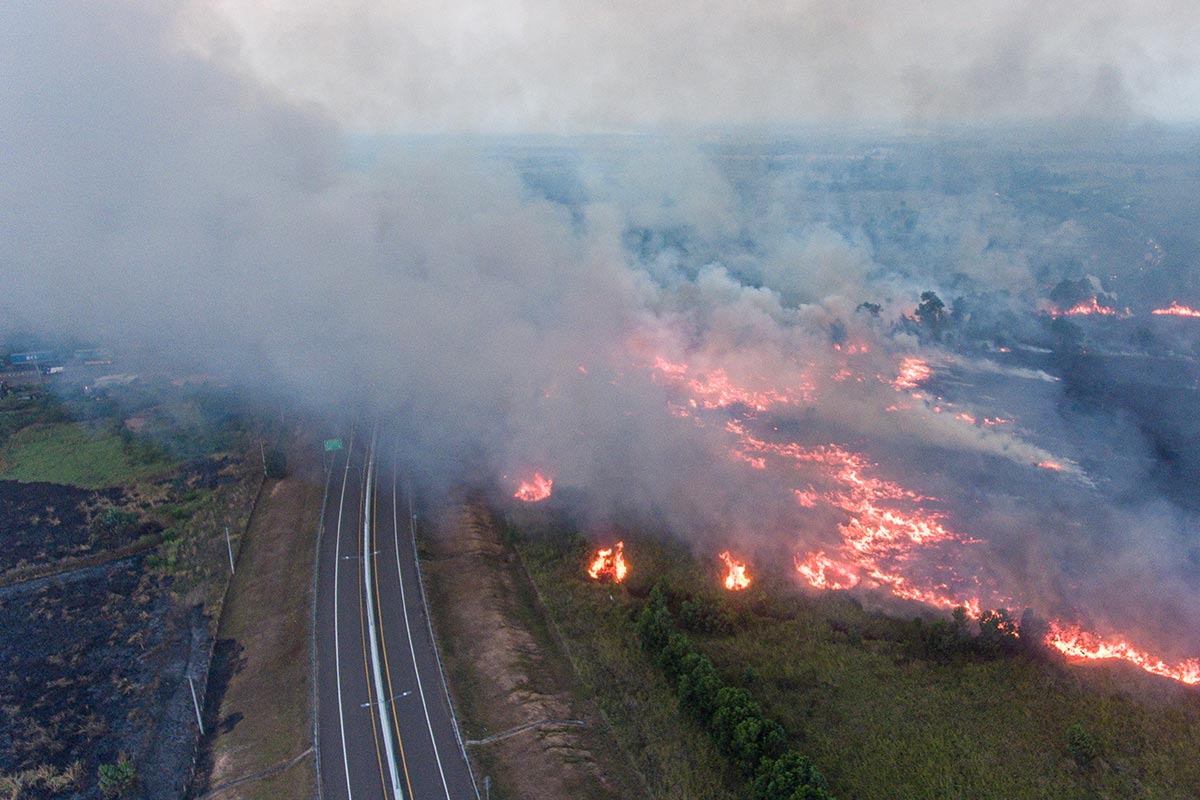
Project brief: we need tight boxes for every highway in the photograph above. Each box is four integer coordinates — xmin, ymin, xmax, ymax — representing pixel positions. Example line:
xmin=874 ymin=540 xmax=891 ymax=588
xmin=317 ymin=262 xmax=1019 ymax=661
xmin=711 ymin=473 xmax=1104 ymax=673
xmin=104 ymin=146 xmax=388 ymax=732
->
xmin=315 ymin=426 xmax=478 ymax=800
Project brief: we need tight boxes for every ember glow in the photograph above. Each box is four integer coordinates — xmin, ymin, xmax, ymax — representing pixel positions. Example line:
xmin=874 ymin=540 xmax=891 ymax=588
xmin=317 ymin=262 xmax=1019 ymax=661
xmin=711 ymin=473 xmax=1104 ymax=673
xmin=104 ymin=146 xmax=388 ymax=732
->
xmin=1151 ymin=301 xmax=1200 ymax=318
xmin=719 ymin=551 xmax=751 ymax=590
xmin=587 ymin=541 xmax=628 ymax=583
xmin=1045 ymin=623 xmax=1200 ymax=685
xmin=513 ymin=472 xmax=553 ymax=502
xmin=1036 ymin=461 xmax=1064 ymax=472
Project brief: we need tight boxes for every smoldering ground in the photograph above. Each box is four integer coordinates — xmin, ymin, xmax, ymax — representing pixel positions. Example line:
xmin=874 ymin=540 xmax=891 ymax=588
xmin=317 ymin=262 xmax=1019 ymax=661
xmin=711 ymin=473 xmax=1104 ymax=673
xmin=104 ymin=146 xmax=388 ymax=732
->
xmin=3 ymin=1 xmax=1199 ymax=659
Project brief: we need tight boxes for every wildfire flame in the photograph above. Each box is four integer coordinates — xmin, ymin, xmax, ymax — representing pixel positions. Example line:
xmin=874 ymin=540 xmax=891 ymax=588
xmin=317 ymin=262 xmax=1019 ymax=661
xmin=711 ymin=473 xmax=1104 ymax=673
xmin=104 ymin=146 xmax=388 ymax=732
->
xmin=1151 ymin=301 xmax=1200 ymax=318
xmin=719 ymin=551 xmax=751 ymax=590
xmin=587 ymin=542 xmax=628 ymax=583
xmin=795 ymin=552 xmax=860 ymax=590
xmin=1055 ymin=298 xmax=1130 ymax=317
xmin=1045 ymin=623 xmax=1200 ymax=685
xmin=653 ymin=351 xmax=1199 ymax=686
xmin=513 ymin=472 xmax=553 ymax=502
xmin=892 ymin=356 xmax=931 ymax=391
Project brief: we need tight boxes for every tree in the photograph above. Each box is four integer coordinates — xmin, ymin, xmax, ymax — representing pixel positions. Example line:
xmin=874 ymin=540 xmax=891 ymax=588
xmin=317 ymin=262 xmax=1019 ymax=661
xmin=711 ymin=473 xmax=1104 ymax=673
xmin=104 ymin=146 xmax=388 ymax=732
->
xmin=752 ymin=752 xmax=832 ymax=800
xmin=915 ymin=291 xmax=947 ymax=336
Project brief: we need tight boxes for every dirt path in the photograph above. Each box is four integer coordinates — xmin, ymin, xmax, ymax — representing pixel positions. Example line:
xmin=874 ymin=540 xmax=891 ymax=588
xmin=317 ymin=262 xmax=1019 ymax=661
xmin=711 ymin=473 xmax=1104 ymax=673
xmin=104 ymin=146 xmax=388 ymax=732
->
xmin=189 ymin=434 xmax=327 ymax=800
xmin=422 ymin=502 xmax=644 ymax=800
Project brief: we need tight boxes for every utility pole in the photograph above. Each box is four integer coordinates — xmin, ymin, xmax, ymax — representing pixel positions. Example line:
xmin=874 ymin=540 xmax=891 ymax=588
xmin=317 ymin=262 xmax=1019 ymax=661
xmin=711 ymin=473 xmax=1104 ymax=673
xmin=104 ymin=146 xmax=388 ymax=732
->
xmin=188 ymin=676 xmax=205 ymax=736
xmin=224 ymin=526 xmax=236 ymax=575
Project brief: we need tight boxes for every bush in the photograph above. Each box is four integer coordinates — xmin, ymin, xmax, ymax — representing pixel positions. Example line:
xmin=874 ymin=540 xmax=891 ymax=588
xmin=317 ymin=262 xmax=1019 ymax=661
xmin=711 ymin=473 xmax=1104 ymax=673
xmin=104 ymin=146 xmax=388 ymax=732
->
xmin=98 ymin=757 xmax=136 ymax=797
xmin=1066 ymin=722 xmax=1099 ymax=766
xmin=264 ymin=446 xmax=287 ymax=478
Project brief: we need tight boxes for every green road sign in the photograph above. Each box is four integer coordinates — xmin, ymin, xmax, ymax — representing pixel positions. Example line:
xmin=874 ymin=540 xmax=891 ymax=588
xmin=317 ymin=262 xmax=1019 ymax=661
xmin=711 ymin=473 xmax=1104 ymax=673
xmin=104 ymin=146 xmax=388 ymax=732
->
xmin=323 ymin=438 xmax=343 ymax=451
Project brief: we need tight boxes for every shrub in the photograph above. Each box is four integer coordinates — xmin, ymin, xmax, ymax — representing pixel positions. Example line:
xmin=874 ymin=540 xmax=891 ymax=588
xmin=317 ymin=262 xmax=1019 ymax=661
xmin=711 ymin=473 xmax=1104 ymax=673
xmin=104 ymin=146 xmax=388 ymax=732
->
xmin=98 ymin=756 xmax=136 ymax=797
xmin=1066 ymin=722 xmax=1099 ymax=766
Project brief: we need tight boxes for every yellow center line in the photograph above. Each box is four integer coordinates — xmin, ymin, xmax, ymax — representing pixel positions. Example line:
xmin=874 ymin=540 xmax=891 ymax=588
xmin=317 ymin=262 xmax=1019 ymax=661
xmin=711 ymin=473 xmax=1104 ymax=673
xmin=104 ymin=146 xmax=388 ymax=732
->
xmin=374 ymin=464 xmax=417 ymax=799
xmin=356 ymin=453 xmax=389 ymax=798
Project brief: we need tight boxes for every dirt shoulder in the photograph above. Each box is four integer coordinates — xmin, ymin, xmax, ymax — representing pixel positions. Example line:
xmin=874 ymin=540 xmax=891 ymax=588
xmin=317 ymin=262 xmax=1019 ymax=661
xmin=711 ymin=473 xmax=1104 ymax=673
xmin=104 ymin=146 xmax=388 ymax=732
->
xmin=190 ymin=434 xmax=327 ymax=800
xmin=420 ymin=502 xmax=644 ymax=800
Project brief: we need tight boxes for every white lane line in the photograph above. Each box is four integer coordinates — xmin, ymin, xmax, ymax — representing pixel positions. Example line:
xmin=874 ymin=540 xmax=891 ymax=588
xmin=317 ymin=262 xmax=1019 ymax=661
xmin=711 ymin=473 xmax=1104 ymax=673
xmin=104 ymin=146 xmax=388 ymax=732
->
xmin=391 ymin=457 xmax=453 ymax=800
xmin=363 ymin=429 xmax=404 ymax=800
xmin=332 ymin=431 xmax=356 ymax=800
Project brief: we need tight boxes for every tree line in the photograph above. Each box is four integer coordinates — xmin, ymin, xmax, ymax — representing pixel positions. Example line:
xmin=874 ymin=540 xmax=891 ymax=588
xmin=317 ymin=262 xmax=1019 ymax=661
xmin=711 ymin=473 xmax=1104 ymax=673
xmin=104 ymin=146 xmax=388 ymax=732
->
xmin=637 ymin=583 xmax=834 ymax=800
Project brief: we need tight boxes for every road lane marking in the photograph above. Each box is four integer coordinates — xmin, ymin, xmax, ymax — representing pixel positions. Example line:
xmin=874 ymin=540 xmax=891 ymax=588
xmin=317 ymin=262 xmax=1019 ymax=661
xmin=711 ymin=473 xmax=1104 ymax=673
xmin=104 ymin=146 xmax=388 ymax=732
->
xmin=391 ymin=458 xmax=453 ymax=800
xmin=332 ymin=432 xmax=356 ymax=800
xmin=373 ymin=458 xmax=416 ymax=800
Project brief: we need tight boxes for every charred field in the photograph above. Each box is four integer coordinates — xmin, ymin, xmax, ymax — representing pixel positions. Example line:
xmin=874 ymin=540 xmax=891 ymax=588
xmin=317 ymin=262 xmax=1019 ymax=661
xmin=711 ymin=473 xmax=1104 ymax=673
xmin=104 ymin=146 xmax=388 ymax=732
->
xmin=0 ymin=376 xmax=264 ymax=799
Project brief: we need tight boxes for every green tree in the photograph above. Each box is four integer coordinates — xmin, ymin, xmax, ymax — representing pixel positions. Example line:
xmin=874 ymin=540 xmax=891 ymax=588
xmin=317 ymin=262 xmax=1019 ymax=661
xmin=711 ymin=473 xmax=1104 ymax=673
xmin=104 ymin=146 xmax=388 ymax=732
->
xmin=915 ymin=291 xmax=947 ymax=336
xmin=752 ymin=752 xmax=832 ymax=800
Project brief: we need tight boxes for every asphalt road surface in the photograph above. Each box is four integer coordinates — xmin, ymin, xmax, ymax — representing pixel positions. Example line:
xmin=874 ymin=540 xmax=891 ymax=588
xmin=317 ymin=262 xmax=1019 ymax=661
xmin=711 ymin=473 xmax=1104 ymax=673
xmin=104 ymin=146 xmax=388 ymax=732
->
xmin=316 ymin=426 xmax=478 ymax=800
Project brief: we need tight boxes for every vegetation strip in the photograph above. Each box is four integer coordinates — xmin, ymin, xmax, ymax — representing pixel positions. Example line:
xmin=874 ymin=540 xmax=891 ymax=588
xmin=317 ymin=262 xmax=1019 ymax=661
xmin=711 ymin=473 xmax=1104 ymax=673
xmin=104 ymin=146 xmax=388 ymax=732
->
xmin=638 ymin=583 xmax=833 ymax=800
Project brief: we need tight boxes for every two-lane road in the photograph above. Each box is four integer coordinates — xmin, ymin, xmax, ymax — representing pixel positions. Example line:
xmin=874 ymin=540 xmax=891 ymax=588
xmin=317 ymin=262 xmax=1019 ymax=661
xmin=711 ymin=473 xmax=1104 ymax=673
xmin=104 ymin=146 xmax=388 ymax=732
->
xmin=315 ymin=428 xmax=478 ymax=800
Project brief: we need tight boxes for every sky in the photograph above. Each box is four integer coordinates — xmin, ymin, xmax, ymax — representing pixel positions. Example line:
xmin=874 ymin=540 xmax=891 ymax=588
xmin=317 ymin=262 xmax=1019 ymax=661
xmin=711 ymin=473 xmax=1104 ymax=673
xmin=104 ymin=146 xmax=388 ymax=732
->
xmin=179 ymin=0 xmax=1200 ymax=132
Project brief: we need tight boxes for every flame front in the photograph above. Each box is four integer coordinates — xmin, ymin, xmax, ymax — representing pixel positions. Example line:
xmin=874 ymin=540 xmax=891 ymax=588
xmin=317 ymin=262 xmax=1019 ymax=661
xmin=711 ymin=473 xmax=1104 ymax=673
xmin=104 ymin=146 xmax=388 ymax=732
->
xmin=1045 ymin=623 xmax=1200 ymax=685
xmin=1055 ymin=298 xmax=1129 ymax=317
xmin=719 ymin=551 xmax=751 ymax=590
xmin=1151 ymin=301 xmax=1200 ymax=318
xmin=587 ymin=541 xmax=628 ymax=583
xmin=647 ymin=351 xmax=1199 ymax=686
xmin=513 ymin=472 xmax=553 ymax=502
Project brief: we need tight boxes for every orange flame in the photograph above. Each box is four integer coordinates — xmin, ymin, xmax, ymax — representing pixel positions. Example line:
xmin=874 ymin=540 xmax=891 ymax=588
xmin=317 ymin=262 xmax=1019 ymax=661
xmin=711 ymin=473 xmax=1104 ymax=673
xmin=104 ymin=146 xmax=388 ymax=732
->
xmin=795 ymin=552 xmax=860 ymax=590
xmin=649 ymin=349 xmax=1200 ymax=686
xmin=1055 ymin=298 xmax=1130 ymax=317
xmin=1151 ymin=301 xmax=1200 ymax=318
xmin=587 ymin=542 xmax=628 ymax=583
xmin=513 ymin=472 xmax=553 ymax=502
xmin=1044 ymin=623 xmax=1200 ymax=685
xmin=719 ymin=551 xmax=751 ymax=590
xmin=892 ymin=357 xmax=931 ymax=391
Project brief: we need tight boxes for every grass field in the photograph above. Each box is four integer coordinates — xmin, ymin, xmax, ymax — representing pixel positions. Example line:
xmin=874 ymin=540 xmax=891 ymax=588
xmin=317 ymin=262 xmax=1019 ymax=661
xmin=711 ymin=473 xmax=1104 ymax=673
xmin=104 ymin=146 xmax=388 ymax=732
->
xmin=517 ymin=522 xmax=1200 ymax=800
xmin=0 ymin=422 xmax=170 ymax=488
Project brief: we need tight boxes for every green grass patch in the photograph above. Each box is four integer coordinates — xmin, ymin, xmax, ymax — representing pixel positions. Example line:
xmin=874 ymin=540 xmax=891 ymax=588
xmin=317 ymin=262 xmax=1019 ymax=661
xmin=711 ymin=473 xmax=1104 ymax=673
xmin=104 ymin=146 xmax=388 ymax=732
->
xmin=0 ymin=422 xmax=170 ymax=488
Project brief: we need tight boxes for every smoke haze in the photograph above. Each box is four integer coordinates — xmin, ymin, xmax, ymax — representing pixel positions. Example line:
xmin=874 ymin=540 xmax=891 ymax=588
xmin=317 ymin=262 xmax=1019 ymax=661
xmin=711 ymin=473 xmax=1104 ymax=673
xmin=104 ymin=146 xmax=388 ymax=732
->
xmin=3 ymin=1 xmax=1200 ymax=660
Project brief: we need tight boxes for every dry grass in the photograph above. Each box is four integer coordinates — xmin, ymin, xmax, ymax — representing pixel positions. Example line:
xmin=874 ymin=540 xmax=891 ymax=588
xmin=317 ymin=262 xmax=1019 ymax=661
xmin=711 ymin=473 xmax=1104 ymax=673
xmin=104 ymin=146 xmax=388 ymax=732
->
xmin=192 ymin=435 xmax=325 ymax=800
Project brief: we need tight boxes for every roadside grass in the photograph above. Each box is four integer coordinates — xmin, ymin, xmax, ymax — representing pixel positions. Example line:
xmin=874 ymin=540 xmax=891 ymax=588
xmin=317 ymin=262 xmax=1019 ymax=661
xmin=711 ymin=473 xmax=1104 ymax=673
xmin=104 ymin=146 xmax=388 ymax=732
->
xmin=0 ymin=422 xmax=170 ymax=488
xmin=517 ymin=523 xmax=1200 ymax=800
xmin=190 ymin=437 xmax=324 ymax=800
